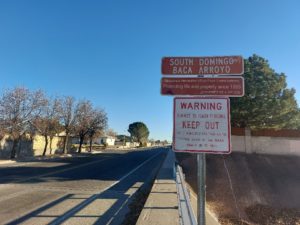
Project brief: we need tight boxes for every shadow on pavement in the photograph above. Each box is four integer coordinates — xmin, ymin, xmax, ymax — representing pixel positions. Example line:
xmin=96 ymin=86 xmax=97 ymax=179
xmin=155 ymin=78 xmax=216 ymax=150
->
xmin=0 ymin=151 xmax=152 ymax=184
xmin=4 ymin=149 xmax=168 ymax=225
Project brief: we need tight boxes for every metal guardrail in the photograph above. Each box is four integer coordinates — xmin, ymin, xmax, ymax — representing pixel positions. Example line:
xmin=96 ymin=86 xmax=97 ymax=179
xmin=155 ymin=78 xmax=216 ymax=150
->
xmin=175 ymin=163 xmax=197 ymax=225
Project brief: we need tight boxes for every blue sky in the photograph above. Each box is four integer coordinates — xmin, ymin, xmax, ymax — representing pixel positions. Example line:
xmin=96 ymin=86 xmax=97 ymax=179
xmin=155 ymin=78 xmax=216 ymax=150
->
xmin=1 ymin=0 xmax=300 ymax=141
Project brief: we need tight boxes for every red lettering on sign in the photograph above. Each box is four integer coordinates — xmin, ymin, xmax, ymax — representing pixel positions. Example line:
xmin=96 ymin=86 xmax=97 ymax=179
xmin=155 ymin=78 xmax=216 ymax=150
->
xmin=180 ymin=102 xmax=222 ymax=110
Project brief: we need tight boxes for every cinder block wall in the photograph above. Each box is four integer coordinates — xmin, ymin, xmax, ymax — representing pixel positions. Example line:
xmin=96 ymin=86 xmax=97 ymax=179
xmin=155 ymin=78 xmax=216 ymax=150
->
xmin=231 ymin=128 xmax=300 ymax=156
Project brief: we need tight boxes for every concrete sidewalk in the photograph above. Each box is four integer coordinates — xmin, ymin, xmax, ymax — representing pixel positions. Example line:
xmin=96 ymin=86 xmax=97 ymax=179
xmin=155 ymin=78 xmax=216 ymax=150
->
xmin=0 ymin=159 xmax=16 ymax=165
xmin=137 ymin=149 xmax=221 ymax=225
xmin=0 ymin=154 xmax=74 ymax=165
xmin=137 ymin=149 xmax=179 ymax=225
xmin=0 ymin=147 xmax=159 ymax=165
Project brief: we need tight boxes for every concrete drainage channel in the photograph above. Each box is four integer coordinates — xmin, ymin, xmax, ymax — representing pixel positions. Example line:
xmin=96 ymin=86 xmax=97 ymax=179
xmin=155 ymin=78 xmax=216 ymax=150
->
xmin=136 ymin=150 xmax=179 ymax=225
xmin=122 ymin=181 xmax=156 ymax=225
xmin=137 ymin=150 xmax=220 ymax=225
xmin=121 ymin=152 xmax=168 ymax=225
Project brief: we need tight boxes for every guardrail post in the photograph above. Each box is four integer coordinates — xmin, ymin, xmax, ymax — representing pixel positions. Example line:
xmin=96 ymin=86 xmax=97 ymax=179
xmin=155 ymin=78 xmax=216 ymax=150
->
xmin=175 ymin=164 xmax=197 ymax=225
xmin=197 ymin=153 xmax=206 ymax=225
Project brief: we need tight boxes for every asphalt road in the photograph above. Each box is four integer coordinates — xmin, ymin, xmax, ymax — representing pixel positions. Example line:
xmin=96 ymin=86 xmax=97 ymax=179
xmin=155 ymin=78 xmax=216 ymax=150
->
xmin=0 ymin=147 xmax=168 ymax=225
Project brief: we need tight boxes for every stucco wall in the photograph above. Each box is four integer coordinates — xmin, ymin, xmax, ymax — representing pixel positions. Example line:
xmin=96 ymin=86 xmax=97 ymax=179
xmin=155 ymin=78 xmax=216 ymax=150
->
xmin=232 ymin=134 xmax=300 ymax=156
xmin=251 ymin=137 xmax=300 ymax=155
xmin=96 ymin=137 xmax=116 ymax=146
xmin=231 ymin=136 xmax=245 ymax=152
xmin=32 ymin=135 xmax=62 ymax=155
xmin=0 ymin=134 xmax=64 ymax=158
xmin=0 ymin=135 xmax=33 ymax=158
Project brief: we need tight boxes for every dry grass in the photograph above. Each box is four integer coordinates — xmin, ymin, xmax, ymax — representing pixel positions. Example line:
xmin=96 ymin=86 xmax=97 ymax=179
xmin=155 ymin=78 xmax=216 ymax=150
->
xmin=175 ymin=152 xmax=300 ymax=225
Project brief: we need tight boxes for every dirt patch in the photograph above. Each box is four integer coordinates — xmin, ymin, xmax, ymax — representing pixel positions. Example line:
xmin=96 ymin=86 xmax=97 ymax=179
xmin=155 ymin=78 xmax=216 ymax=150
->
xmin=245 ymin=204 xmax=300 ymax=225
xmin=175 ymin=152 xmax=300 ymax=225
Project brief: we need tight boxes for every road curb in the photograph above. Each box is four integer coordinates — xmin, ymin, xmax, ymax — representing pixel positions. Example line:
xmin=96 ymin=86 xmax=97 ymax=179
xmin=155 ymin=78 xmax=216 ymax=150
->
xmin=136 ymin=149 xmax=180 ymax=225
xmin=0 ymin=147 xmax=163 ymax=165
xmin=0 ymin=154 xmax=74 ymax=165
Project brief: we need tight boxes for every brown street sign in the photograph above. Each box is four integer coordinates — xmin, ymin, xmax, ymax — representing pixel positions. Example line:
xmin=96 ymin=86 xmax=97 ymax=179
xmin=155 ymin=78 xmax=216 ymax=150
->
xmin=161 ymin=77 xmax=244 ymax=97
xmin=162 ymin=56 xmax=244 ymax=75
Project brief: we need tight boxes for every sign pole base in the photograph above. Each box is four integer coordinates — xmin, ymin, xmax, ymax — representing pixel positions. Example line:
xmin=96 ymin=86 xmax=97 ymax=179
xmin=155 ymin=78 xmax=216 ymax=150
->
xmin=197 ymin=153 xmax=206 ymax=225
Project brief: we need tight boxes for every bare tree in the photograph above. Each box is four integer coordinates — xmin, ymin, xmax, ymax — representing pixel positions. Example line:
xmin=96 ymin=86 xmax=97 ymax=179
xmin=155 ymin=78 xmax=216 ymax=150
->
xmin=74 ymin=100 xmax=94 ymax=153
xmin=58 ymin=96 xmax=76 ymax=154
xmin=0 ymin=87 xmax=46 ymax=159
xmin=49 ymin=118 xmax=62 ymax=155
xmin=87 ymin=108 xmax=108 ymax=152
xmin=106 ymin=128 xmax=117 ymax=137
xmin=31 ymin=98 xmax=61 ymax=156
xmin=162 ymin=140 xmax=169 ymax=146
xmin=88 ymin=129 xmax=103 ymax=152
xmin=0 ymin=119 xmax=5 ymax=141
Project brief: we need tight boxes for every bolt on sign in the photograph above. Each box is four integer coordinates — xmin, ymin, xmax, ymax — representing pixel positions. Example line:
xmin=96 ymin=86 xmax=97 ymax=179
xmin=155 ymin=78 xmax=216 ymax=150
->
xmin=162 ymin=56 xmax=243 ymax=75
xmin=161 ymin=77 xmax=244 ymax=97
xmin=173 ymin=97 xmax=231 ymax=154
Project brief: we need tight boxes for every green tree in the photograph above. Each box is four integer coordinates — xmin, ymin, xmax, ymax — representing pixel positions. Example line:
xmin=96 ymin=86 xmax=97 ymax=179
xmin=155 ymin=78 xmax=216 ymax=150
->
xmin=128 ymin=122 xmax=150 ymax=146
xmin=231 ymin=54 xmax=300 ymax=129
xmin=116 ymin=135 xmax=131 ymax=142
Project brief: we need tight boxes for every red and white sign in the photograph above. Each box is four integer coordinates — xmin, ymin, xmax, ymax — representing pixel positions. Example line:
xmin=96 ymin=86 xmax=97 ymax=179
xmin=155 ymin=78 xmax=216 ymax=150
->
xmin=161 ymin=77 xmax=244 ymax=97
xmin=173 ymin=97 xmax=231 ymax=154
xmin=162 ymin=56 xmax=243 ymax=75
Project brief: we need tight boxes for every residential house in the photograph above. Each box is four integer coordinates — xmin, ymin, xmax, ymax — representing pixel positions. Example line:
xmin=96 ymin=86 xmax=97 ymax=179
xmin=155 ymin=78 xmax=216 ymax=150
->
xmin=95 ymin=136 xmax=116 ymax=146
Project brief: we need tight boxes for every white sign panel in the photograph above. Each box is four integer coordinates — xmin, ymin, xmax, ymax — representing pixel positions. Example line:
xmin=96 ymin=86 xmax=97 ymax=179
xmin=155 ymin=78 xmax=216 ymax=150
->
xmin=173 ymin=97 xmax=231 ymax=154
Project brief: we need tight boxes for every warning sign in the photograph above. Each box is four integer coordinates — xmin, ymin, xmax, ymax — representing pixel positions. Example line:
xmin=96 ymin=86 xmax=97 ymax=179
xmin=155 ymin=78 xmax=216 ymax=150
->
xmin=173 ymin=97 xmax=231 ymax=154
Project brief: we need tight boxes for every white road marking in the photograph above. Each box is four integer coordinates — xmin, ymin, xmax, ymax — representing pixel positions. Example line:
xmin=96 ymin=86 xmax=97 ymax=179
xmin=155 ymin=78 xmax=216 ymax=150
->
xmin=49 ymin=150 xmax=163 ymax=225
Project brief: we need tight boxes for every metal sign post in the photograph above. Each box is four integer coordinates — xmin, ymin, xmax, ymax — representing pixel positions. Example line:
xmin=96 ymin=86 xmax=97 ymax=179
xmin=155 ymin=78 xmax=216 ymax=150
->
xmin=173 ymin=97 xmax=230 ymax=225
xmin=197 ymin=153 xmax=206 ymax=225
xmin=161 ymin=55 xmax=243 ymax=225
